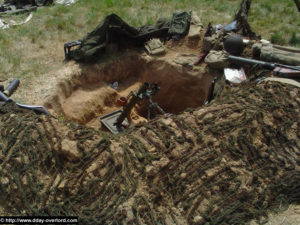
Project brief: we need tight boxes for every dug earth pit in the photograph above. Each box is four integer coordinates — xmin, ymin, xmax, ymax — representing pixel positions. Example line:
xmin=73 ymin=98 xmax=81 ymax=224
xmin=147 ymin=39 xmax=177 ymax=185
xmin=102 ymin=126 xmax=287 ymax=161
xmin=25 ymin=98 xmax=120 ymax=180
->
xmin=45 ymin=51 xmax=213 ymax=130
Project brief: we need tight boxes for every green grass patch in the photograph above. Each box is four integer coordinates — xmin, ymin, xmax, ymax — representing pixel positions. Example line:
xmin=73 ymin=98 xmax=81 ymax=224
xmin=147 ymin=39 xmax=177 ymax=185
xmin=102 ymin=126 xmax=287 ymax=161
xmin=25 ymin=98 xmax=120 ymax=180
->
xmin=271 ymin=32 xmax=285 ymax=45
xmin=0 ymin=0 xmax=298 ymax=82
xmin=289 ymin=32 xmax=300 ymax=45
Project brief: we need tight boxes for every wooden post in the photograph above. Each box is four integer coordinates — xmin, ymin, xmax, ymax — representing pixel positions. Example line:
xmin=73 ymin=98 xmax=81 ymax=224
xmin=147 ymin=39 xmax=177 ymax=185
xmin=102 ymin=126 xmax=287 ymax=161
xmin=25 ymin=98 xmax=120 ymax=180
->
xmin=294 ymin=0 xmax=300 ymax=12
xmin=234 ymin=0 xmax=260 ymax=39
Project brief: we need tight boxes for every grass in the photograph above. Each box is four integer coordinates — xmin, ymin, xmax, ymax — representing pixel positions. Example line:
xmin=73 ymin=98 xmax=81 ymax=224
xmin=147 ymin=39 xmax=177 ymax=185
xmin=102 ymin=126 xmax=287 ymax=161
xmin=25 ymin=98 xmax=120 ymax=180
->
xmin=0 ymin=0 xmax=299 ymax=83
xmin=289 ymin=32 xmax=300 ymax=45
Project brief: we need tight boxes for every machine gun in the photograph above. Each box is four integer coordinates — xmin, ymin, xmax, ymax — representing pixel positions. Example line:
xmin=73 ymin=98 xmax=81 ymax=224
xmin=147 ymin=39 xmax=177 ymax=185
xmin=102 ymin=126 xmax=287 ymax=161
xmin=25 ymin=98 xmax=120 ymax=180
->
xmin=228 ymin=55 xmax=300 ymax=79
xmin=100 ymin=82 xmax=166 ymax=134
xmin=0 ymin=79 xmax=51 ymax=115
xmin=64 ymin=40 xmax=81 ymax=60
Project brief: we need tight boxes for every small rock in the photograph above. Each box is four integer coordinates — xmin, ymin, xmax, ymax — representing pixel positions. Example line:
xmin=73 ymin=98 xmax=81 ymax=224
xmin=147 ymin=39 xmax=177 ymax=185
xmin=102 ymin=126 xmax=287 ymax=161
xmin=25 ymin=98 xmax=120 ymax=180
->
xmin=156 ymin=157 xmax=170 ymax=168
xmin=180 ymin=173 xmax=187 ymax=179
xmin=99 ymin=167 xmax=108 ymax=177
xmin=292 ymin=101 xmax=298 ymax=108
xmin=149 ymin=147 xmax=156 ymax=153
xmin=61 ymin=139 xmax=81 ymax=161
xmin=86 ymin=161 xmax=99 ymax=174
xmin=193 ymin=215 xmax=205 ymax=224
xmin=53 ymin=174 xmax=66 ymax=189
xmin=289 ymin=91 xmax=297 ymax=98
xmin=1 ymin=177 xmax=9 ymax=185
xmin=15 ymin=157 xmax=21 ymax=163
xmin=22 ymin=176 xmax=27 ymax=185
xmin=220 ymin=158 xmax=227 ymax=165
xmin=146 ymin=165 xmax=155 ymax=176
xmin=161 ymin=118 xmax=173 ymax=126
xmin=204 ymin=191 xmax=211 ymax=199
xmin=171 ymin=149 xmax=181 ymax=159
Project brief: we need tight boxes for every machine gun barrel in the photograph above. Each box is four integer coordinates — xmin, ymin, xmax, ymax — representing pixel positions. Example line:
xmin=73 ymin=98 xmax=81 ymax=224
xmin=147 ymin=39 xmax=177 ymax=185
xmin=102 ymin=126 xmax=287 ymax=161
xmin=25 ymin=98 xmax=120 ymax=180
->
xmin=0 ymin=80 xmax=51 ymax=116
xmin=0 ymin=90 xmax=10 ymax=102
xmin=228 ymin=55 xmax=276 ymax=70
xmin=4 ymin=79 xmax=20 ymax=96
xmin=228 ymin=55 xmax=300 ymax=71
xmin=228 ymin=55 xmax=300 ymax=78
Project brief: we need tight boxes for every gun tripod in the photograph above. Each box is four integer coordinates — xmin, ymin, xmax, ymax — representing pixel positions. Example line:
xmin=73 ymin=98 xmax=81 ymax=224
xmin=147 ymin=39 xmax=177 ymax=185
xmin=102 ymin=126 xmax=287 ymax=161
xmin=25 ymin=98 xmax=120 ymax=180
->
xmin=146 ymin=93 xmax=165 ymax=121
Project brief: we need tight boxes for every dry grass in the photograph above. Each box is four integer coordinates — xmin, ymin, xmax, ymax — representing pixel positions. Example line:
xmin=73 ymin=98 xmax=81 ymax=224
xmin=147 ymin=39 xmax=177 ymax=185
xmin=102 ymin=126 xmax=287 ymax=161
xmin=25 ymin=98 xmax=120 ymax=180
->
xmin=0 ymin=0 xmax=298 ymax=83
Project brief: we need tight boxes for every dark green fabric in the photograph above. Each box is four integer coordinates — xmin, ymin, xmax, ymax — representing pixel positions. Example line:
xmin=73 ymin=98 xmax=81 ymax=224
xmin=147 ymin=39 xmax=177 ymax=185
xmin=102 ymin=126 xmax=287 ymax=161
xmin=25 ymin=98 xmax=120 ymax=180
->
xmin=138 ymin=17 xmax=171 ymax=35
xmin=70 ymin=12 xmax=194 ymax=62
xmin=72 ymin=14 xmax=139 ymax=62
xmin=4 ymin=0 xmax=52 ymax=7
xmin=35 ymin=0 xmax=52 ymax=6
xmin=168 ymin=11 xmax=191 ymax=39
xmin=71 ymin=14 xmax=171 ymax=62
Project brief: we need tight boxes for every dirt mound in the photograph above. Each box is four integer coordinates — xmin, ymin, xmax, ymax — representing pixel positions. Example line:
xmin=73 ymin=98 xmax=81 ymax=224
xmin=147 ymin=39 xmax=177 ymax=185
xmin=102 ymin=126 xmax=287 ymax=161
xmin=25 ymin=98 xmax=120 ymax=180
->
xmin=0 ymin=80 xmax=299 ymax=224
xmin=44 ymin=49 xmax=213 ymax=130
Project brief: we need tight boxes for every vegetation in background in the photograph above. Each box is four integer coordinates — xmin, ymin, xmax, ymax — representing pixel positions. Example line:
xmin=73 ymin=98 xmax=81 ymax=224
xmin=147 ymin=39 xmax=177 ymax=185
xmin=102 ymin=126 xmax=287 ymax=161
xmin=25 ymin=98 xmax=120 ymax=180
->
xmin=289 ymin=32 xmax=300 ymax=45
xmin=0 ymin=0 xmax=299 ymax=81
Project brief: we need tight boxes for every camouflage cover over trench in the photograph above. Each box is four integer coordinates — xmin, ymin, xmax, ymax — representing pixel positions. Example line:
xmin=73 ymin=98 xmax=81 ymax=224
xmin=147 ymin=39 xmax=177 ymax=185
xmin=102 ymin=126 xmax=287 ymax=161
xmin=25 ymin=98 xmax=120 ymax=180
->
xmin=0 ymin=81 xmax=299 ymax=225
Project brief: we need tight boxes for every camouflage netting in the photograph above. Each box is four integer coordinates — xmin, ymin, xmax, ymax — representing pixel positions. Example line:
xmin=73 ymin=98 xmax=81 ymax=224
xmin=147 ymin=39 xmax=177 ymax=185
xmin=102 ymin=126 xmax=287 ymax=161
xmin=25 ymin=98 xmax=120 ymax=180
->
xmin=0 ymin=81 xmax=299 ymax=225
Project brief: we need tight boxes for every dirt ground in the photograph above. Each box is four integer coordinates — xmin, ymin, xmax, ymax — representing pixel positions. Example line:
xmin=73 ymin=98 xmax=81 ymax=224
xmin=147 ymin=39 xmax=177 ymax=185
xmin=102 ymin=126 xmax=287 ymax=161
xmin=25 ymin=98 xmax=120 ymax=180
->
xmin=13 ymin=36 xmax=212 ymax=131
xmin=0 ymin=31 xmax=299 ymax=225
xmin=251 ymin=204 xmax=300 ymax=225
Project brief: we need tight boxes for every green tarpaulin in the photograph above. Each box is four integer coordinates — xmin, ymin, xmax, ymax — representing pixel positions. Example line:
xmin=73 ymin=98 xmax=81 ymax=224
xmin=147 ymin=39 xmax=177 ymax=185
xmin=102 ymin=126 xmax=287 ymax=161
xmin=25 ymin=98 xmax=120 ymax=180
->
xmin=68 ymin=12 xmax=191 ymax=62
